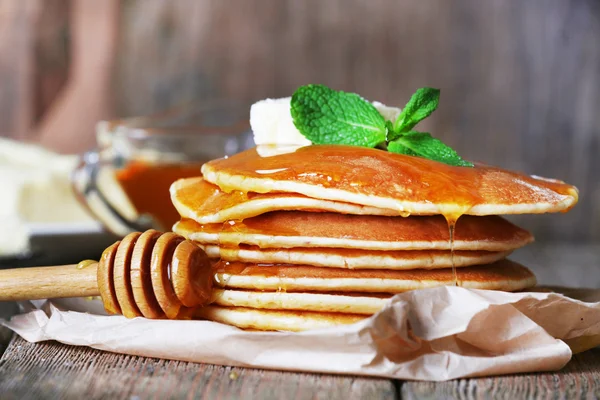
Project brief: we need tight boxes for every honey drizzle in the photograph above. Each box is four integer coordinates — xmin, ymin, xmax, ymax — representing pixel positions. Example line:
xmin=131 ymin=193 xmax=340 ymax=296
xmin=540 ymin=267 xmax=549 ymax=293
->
xmin=206 ymin=146 xmax=577 ymax=214
xmin=443 ymin=213 xmax=461 ymax=287
xmin=449 ymin=221 xmax=457 ymax=286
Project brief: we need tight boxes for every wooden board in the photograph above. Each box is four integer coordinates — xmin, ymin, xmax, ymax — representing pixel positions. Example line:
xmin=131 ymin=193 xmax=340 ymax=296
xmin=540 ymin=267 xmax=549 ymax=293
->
xmin=2 ymin=336 xmax=600 ymax=399
xmin=401 ymin=349 xmax=600 ymax=399
xmin=0 ymin=336 xmax=397 ymax=400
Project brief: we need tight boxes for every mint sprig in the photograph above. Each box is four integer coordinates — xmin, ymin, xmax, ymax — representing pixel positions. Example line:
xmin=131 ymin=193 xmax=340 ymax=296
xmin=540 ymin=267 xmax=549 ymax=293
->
xmin=291 ymin=84 xmax=473 ymax=167
xmin=388 ymin=131 xmax=473 ymax=167
xmin=389 ymin=87 xmax=439 ymax=140
xmin=290 ymin=84 xmax=387 ymax=148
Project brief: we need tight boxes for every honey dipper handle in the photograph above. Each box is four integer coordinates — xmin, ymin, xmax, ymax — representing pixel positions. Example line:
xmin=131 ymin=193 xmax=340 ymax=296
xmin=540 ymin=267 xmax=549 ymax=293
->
xmin=0 ymin=263 xmax=100 ymax=302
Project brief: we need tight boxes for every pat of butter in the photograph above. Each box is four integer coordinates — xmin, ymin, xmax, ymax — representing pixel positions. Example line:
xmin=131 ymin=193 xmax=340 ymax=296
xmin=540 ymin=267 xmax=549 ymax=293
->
xmin=250 ymin=97 xmax=401 ymax=156
xmin=250 ymin=97 xmax=312 ymax=148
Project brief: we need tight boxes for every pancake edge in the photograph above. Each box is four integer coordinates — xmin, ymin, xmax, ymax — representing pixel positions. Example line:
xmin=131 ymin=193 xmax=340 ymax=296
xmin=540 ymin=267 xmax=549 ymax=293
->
xmin=200 ymin=244 xmax=511 ymax=270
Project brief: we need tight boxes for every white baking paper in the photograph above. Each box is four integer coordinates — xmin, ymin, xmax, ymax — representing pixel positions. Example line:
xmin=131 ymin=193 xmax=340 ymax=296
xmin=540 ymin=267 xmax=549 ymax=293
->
xmin=3 ymin=286 xmax=600 ymax=381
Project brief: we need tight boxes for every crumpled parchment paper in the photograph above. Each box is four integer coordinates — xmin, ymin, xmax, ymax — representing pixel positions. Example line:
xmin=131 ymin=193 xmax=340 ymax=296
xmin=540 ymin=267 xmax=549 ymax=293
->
xmin=3 ymin=286 xmax=600 ymax=381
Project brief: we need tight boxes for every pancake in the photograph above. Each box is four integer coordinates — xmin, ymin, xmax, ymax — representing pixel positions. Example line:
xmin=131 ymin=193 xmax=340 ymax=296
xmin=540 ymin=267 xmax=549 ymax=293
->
xmin=202 ymin=146 xmax=578 ymax=217
xmin=214 ymin=260 xmax=537 ymax=293
xmin=195 ymin=244 xmax=510 ymax=270
xmin=173 ymin=212 xmax=533 ymax=251
xmin=211 ymin=289 xmax=391 ymax=314
xmin=194 ymin=306 xmax=366 ymax=331
xmin=170 ymin=177 xmax=398 ymax=224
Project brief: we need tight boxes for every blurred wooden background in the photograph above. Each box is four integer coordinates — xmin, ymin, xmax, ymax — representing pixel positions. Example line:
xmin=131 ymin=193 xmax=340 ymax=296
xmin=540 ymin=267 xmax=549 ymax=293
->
xmin=0 ymin=0 xmax=598 ymax=243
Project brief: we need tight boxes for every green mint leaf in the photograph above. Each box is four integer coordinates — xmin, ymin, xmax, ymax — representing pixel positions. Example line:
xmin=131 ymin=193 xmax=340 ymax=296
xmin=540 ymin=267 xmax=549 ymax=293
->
xmin=388 ymin=131 xmax=474 ymax=167
xmin=390 ymin=87 xmax=440 ymax=140
xmin=291 ymin=84 xmax=387 ymax=148
xmin=385 ymin=120 xmax=395 ymax=134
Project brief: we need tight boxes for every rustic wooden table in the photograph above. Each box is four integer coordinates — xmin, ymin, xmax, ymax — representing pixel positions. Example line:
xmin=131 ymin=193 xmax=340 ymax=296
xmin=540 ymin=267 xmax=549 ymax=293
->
xmin=0 ymin=244 xmax=599 ymax=399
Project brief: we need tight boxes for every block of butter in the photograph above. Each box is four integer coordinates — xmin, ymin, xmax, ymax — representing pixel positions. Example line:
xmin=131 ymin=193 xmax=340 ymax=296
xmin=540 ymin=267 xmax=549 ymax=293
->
xmin=0 ymin=138 xmax=95 ymax=256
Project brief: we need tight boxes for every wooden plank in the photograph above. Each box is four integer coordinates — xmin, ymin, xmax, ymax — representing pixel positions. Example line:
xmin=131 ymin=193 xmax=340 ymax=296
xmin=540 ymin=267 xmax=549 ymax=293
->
xmin=401 ymin=348 xmax=600 ymax=399
xmin=0 ymin=336 xmax=397 ymax=400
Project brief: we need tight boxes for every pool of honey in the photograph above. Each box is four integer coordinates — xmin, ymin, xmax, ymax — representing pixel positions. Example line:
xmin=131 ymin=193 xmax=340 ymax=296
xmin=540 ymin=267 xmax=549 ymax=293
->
xmin=116 ymin=160 xmax=204 ymax=229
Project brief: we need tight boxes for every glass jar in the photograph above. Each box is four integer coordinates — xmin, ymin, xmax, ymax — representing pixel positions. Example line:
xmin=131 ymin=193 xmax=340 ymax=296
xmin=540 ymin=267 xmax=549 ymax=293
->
xmin=72 ymin=101 xmax=253 ymax=236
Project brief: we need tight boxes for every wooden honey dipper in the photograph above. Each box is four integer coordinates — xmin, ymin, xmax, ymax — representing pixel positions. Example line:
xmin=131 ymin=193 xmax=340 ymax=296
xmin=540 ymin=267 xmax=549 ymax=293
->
xmin=0 ymin=230 xmax=213 ymax=320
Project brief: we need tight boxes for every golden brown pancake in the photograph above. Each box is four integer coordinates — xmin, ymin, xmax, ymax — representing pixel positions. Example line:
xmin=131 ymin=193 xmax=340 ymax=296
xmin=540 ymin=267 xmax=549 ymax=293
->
xmin=194 ymin=306 xmax=366 ymax=331
xmin=170 ymin=177 xmax=399 ymax=224
xmin=174 ymin=212 xmax=533 ymax=251
xmin=194 ymin=243 xmax=510 ymax=270
xmin=198 ymin=259 xmax=537 ymax=331
xmin=211 ymin=289 xmax=391 ymax=314
xmin=202 ymin=146 xmax=578 ymax=217
xmin=213 ymin=259 xmax=537 ymax=293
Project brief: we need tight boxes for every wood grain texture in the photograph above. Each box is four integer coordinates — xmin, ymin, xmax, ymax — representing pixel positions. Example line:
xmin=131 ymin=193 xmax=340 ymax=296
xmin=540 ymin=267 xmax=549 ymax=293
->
xmin=2 ymin=338 xmax=600 ymax=400
xmin=0 ymin=336 xmax=397 ymax=400
xmin=0 ymin=0 xmax=598 ymax=242
xmin=0 ymin=263 xmax=99 ymax=302
xmin=401 ymin=348 xmax=600 ymax=399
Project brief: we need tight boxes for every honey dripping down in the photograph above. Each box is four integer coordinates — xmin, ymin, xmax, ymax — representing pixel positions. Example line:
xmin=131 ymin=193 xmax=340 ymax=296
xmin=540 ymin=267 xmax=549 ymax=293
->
xmin=443 ymin=214 xmax=461 ymax=287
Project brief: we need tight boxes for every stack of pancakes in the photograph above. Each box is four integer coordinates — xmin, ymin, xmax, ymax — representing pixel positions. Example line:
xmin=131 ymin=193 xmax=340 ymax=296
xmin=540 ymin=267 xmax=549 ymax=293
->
xmin=170 ymin=145 xmax=578 ymax=331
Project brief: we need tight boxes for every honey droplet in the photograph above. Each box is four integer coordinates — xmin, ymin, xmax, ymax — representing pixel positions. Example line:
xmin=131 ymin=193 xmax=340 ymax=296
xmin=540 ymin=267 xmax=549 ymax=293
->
xmin=276 ymin=284 xmax=287 ymax=293
xmin=229 ymin=371 xmax=239 ymax=380
xmin=76 ymin=260 xmax=96 ymax=269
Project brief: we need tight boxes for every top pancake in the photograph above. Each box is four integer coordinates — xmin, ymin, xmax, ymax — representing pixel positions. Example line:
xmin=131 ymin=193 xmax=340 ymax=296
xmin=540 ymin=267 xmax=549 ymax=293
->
xmin=202 ymin=145 xmax=578 ymax=217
